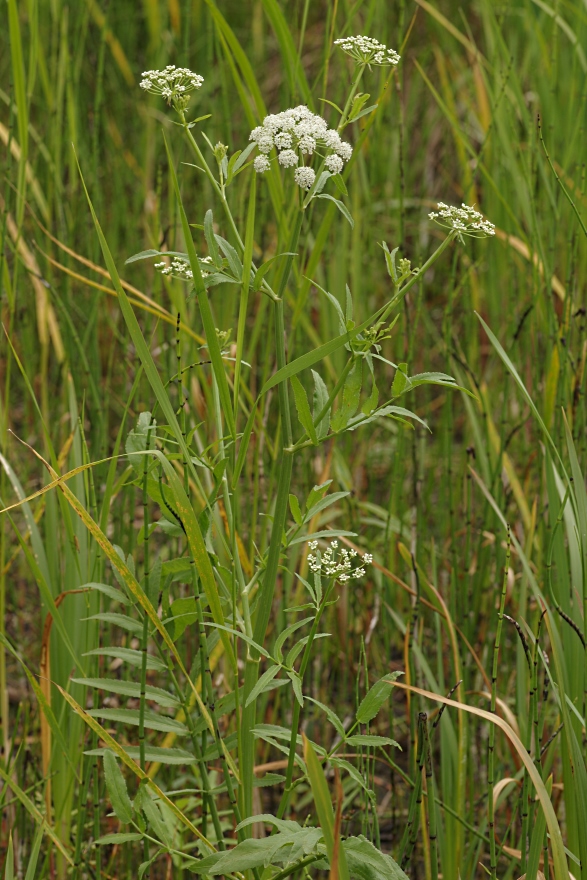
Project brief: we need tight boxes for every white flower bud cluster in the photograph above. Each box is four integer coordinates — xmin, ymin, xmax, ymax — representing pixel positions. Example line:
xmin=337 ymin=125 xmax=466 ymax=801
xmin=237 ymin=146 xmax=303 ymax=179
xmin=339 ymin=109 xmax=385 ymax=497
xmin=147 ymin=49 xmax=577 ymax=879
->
xmin=307 ymin=539 xmax=372 ymax=582
xmin=249 ymin=105 xmax=352 ymax=189
xmin=154 ymin=255 xmax=213 ymax=280
xmin=428 ymin=203 xmax=495 ymax=237
xmin=140 ymin=66 xmax=204 ymax=106
xmin=334 ymin=35 xmax=400 ymax=67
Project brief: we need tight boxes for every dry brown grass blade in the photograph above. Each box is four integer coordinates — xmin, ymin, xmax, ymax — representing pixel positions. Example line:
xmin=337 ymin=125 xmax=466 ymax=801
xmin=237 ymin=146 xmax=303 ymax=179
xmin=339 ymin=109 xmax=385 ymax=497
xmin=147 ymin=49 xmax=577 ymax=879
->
xmin=36 ymin=245 xmax=205 ymax=344
xmin=388 ymin=681 xmax=569 ymax=880
xmin=495 ymin=228 xmax=566 ymax=300
xmin=0 ymin=194 xmax=64 ymax=361
xmin=85 ymin=0 xmax=135 ymax=86
xmin=0 ymin=122 xmax=50 ymax=221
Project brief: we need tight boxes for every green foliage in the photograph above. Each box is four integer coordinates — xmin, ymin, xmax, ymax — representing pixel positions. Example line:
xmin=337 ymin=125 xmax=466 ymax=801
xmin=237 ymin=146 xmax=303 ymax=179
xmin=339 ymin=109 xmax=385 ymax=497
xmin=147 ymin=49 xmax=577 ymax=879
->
xmin=2 ymin=1 xmax=587 ymax=878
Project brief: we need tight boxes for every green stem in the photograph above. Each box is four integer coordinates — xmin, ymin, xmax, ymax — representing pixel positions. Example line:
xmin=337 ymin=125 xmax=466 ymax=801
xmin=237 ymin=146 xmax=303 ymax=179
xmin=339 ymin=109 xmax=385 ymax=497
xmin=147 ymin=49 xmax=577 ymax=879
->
xmin=423 ymin=716 xmax=439 ymax=880
xmin=239 ymin=210 xmax=303 ymax=822
xmin=287 ymin=355 xmax=355 ymax=452
xmin=338 ymin=64 xmax=367 ymax=130
xmin=276 ymin=587 xmax=334 ymax=819
xmin=488 ymin=527 xmax=511 ymax=880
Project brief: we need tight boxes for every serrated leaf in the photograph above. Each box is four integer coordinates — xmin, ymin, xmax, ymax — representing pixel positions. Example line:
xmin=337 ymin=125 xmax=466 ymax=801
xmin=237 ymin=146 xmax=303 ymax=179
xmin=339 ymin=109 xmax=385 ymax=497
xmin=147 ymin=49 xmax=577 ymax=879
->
xmin=381 ymin=242 xmax=399 ymax=283
xmin=346 ymin=405 xmax=430 ymax=433
xmin=135 ymin=787 xmax=174 ymax=849
xmin=83 ymin=647 xmax=166 ymax=671
xmin=306 ymin=697 xmax=346 ymax=738
xmin=362 ymin=379 xmax=379 ymax=415
xmin=345 ymin=735 xmax=400 ymax=749
xmin=167 ymin=597 xmax=198 ymax=640
xmin=305 ymin=490 xmax=350 ymax=522
xmin=357 ymin=673 xmax=403 ymax=724
xmin=289 ymin=494 xmax=303 ymax=525
xmin=84 ymin=581 xmax=130 ymax=605
xmin=188 ymin=835 xmax=291 ymax=874
xmin=231 ymin=141 xmax=256 ymax=177
xmin=287 ymin=670 xmax=304 ymax=707
xmin=314 ymin=170 xmax=332 ymax=195
xmin=343 ymin=835 xmax=409 ymax=879
xmin=204 ymin=210 xmax=220 ymax=267
xmin=331 ymin=359 xmax=363 ymax=432
xmin=138 ymin=857 xmax=158 ymax=879
xmin=274 ymin=616 xmax=313 ymax=663
xmin=305 ymin=480 xmax=333 ymax=512
xmin=288 ymin=529 xmax=356 ymax=546
xmin=312 ymin=369 xmax=330 ymax=441
xmin=330 ymin=756 xmax=373 ymax=793
xmin=392 ymin=363 xmax=409 ymax=397
xmin=349 ymin=103 xmax=379 ymax=123
xmin=215 ymin=234 xmax=242 ymax=280
xmin=72 ymin=678 xmax=179 ymax=708
xmin=245 ymin=664 xmax=281 ymax=707
xmin=125 ymin=249 xmax=161 ymax=265
xmin=87 ymin=708 xmax=188 ymax=736
xmin=89 ymin=746 xmax=196 ymax=765
xmin=290 ymin=375 xmax=318 ymax=445
xmin=103 ymin=750 xmax=133 ymax=824
xmin=315 ymin=193 xmax=354 ymax=228
xmin=349 ymin=92 xmax=371 ymax=119
xmin=126 ymin=412 xmax=156 ymax=473
xmin=252 ymin=252 xmax=297 ymax=291
xmin=95 ymin=832 xmax=144 ymax=845
xmin=85 ymin=612 xmax=143 ymax=634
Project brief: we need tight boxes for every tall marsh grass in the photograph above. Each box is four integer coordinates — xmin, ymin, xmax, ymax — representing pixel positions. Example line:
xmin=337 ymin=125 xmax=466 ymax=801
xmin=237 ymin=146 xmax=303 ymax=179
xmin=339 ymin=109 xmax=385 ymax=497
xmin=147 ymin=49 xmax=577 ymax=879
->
xmin=1 ymin=1 xmax=587 ymax=878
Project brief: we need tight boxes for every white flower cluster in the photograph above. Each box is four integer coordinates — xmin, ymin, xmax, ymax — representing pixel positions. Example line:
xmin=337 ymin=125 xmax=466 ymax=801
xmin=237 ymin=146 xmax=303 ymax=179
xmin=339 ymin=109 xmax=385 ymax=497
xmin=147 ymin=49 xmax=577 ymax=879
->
xmin=154 ymin=255 xmax=213 ymax=280
xmin=428 ymin=202 xmax=496 ymax=237
xmin=139 ymin=66 xmax=204 ymax=106
xmin=250 ymin=106 xmax=352 ymax=189
xmin=307 ymin=539 xmax=372 ymax=582
xmin=334 ymin=35 xmax=400 ymax=67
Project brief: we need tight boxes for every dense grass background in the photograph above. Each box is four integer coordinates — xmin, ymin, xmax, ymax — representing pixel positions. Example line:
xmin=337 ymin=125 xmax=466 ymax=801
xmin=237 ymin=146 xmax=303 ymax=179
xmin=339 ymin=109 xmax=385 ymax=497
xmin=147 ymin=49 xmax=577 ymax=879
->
xmin=2 ymin=0 xmax=587 ymax=877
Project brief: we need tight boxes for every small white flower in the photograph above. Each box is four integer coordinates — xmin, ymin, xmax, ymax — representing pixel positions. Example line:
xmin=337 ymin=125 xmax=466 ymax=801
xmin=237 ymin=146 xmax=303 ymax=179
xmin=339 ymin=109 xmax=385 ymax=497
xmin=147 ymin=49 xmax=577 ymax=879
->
xmin=249 ymin=106 xmax=352 ymax=184
xmin=429 ymin=201 xmax=495 ymax=239
xmin=294 ymin=166 xmax=316 ymax=190
xmin=256 ymin=134 xmax=274 ymax=154
xmin=140 ymin=65 xmax=204 ymax=108
xmin=334 ymin=35 xmax=400 ymax=68
xmin=334 ymin=141 xmax=353 ymax=161
xmin=298 ymin=134 xmax=317 ymax=155
xmin=278 ymin=149 xmax=299 ymax=168
xmin=325 ymin=154 xmax=344 ymax=174
xmin=254 ymin=155 xmax=271 ymax=173
xmin=274 ymin=132 xmax=293 ymax=149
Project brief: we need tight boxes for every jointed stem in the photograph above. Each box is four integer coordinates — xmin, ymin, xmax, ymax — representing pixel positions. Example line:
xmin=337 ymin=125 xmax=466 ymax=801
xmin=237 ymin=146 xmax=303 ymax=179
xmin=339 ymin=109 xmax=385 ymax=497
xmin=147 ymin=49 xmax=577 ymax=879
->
xmin=488 ymin=526 xmax=511 ymax=879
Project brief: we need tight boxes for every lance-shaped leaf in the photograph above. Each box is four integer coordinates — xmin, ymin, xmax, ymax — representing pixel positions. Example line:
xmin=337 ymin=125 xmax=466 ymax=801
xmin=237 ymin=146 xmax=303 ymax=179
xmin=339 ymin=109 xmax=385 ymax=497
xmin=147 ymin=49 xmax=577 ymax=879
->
xmin=103 ymin=750 xmax=133 ymax=824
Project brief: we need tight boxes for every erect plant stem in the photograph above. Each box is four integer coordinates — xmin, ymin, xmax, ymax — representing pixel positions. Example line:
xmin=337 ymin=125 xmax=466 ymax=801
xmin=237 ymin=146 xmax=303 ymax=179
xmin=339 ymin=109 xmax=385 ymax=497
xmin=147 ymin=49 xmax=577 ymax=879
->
xmin=239 ymin=209 xmax=303 ymax=823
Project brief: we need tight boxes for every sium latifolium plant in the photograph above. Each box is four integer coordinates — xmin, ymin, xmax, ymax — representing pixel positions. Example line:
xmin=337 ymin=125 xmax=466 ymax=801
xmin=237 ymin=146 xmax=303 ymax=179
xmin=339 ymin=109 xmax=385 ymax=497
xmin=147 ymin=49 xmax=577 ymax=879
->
xmin=64 ymin=41 xmax=495 ymax=877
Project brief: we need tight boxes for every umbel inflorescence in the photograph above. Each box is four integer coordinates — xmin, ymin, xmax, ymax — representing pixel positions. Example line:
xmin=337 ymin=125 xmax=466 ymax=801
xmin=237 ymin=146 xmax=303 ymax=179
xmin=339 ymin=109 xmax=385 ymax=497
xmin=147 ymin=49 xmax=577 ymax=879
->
xmin=428 ymin=202 xmax=496 ymax=238
xmin=140 ymin=66 xmax=204 ymax=109
xmin=334 ymin=35 xmax=400 ymax=67
xmin=154 ymin=255 xmax=213 ymax=281
xmin=250 ymin=106 xmax=353 ymax=189
xmin=307 ymin=539 xmax=372 ymax=581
